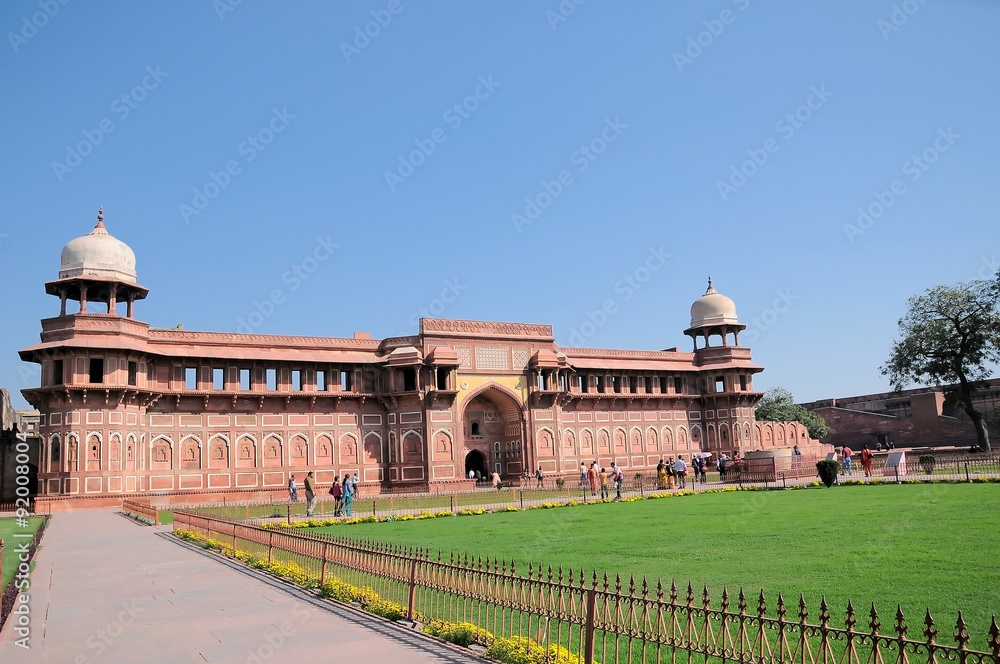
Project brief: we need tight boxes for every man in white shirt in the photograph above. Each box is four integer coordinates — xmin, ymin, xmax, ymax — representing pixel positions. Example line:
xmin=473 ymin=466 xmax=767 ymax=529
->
xmin=674 ymin=455 xmax=688 ymax=489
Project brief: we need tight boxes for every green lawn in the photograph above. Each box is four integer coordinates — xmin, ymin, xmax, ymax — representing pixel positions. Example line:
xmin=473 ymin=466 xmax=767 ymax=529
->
xmin=308 ymin=484 xmax=1000 ymax=644
xmin=0 ymin=516 xmax=45 ymax=586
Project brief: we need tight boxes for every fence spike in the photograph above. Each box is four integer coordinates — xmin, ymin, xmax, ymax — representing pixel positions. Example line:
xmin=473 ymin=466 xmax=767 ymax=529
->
xmin=738 ymin=587 xmax=747 ymax=614
xmin=869 ymin=603 xmax=880 ymax=633
xmin=603 ymin=571 xmax=610 ymax=593
xmin=894 ymin=604 xmax=907 ymax=638
xmin=954 ymin=611 xmax=969 ymax=651
xmin=845 ymin=600 xmax=856 ymax=630
xmin=670 ymin=580 xmax=678 ymax=604
xmin=798 ymin=594 xmax=808 ymax=623
xmin=820 ymin=597 xmax=831 ymax=627
xmin=924 ymin=609 xmax=937 ymax=643
xmin=988 ymin=616 xmax=1000 ymax=658
xmin=629 ymin=575 xmax=637 ymax=597
xmin=757 ymin=589 xmax=767 ymax=617
xmin=642 ymin=577 xmax=649 ymax=600
xmin=591 ymin=569 xmax=597 ymax=590
xmin=776 ymin=592 xmax=786 ymax=620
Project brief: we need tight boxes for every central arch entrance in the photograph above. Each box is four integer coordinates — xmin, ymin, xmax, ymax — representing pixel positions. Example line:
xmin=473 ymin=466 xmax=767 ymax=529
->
xmin=461 ymin=383 xmax=525 ymax=479
xmin=464 ymin=450 xmax=488 ymax=480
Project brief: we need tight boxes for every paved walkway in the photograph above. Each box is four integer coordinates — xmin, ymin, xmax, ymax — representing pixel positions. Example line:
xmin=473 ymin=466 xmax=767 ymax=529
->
xmin=0 ymin=510 xmax=481 ymax=664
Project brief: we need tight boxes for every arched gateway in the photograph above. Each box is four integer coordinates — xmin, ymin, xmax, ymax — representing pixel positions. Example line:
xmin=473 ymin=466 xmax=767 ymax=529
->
xmin=460 ymin=384 xmax=526 ymax=478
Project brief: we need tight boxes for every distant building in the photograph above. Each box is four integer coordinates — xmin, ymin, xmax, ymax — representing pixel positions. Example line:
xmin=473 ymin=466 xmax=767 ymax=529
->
xmin=18 ymin=211 xmax=828 ymax=501
xmin=1 ymin=388 xmax=41 ymax=501
xmin=800 ymin=379 xmax=1000 ymax=449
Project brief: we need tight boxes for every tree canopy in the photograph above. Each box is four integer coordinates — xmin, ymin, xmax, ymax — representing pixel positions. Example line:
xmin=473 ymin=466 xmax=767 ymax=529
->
xmin=755 ymin=387 xmax=829 ymax=440
xmin=881 ymin=275 xmax=1000 ymax=452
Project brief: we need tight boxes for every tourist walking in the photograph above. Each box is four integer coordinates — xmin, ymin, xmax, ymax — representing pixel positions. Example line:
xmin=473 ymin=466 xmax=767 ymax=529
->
xmin=330 ymin=476 xmax=343 ymax=516
xmin=841 ymin=446 xmax=853 ymax=476
xmin=491 ymin=470 xmax=502 ymax=489
xmin=535 ymin=466 xmax=544 ymax=488
xmin=698 ymin=457 xmax=707 ymax=483
xmin=610 ymin=462 xmax=623 ymax=501
xmin=718 ymin=454 xmax=728 ymax=480
xmin=340 ymin=473 xmax=354 ymax=516
xmin=587 ymin=461 xmax=599 ymax=495
xmin=656 ymin=459 xmax=667 ymax=489
xmin=860 ymin=445 xmax=874 ymax=479
xmin=674 ymin=455 xmax=687 ymax=489
xmin=303 ymin=471 xmax=316 ymax=516
xmin=579 ymin=462 xmax=587 ymax=488
xmin=599 ymin=467 xmax=610 ymax=499
xmin=352 ymin=472 xmax=360 ymax=497
xmin=288 ymin=474 xmax=298 ymax=502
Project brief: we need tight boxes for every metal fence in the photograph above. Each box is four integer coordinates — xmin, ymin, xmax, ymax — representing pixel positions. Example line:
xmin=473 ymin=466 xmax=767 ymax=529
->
xmin=172 ymin=510 xmax=1000 ymax=664
xmin=1 ymin=515 xmax=51 ymax=631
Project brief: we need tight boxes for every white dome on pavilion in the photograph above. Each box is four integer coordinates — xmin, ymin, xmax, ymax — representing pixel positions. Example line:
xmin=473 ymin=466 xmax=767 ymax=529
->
xmin=58 ymin=209 xmax=137 ymax=283
xmin=689 ymin=277 xmax=740 ymax=328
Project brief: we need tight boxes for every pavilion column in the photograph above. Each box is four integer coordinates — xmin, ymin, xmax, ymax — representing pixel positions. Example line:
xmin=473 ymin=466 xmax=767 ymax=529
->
xmin=59 ymin=290 xmax=67 ymax=316
xmin=108 ymin=283 xmax=118 ymax=314
xmin=126 ymin=294 xmax=134 ymax=318
xmin=79 ymin=284 xmax=88 ymax=313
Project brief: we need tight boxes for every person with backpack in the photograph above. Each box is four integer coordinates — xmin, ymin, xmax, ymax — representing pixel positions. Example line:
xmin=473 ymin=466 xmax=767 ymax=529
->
xmin=288 ymin=475 xmax=298 ymax=502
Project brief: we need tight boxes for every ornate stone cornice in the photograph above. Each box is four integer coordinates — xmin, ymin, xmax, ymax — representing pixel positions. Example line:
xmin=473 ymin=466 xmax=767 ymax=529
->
xmin=420 ymin=318 xmax=553 ymax=340
xmin=147 ymin=328 xmax=383 ymax=351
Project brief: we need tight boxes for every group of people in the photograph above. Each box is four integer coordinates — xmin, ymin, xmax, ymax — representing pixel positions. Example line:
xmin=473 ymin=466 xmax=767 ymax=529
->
xmin=288 ymin=471 xmax=360 ymax=517
xmin=840 ymin=445 xmax=875 ymax=478
xmin=654 ymin=455 xmax=710 ymax=489
xmin=572 ymin=461 xmax=625 ymax=500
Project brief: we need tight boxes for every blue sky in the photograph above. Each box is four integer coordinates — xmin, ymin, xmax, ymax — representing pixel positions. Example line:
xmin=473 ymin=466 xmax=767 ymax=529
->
xmin=1 ymin=0 xmax=998 ymax=409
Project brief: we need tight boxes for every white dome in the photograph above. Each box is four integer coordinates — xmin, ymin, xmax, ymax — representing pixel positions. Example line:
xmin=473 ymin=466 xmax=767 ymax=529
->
xmin=58 ymin=210 xmax=137 ymax=284
xmin=689 ymin=278 xmax=740 ymax=328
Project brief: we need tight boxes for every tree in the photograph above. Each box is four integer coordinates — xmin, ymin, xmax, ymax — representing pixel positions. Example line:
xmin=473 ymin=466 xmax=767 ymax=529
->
xmin=881 ymin=275 xmax=1000 ymax=452
xmin=755 ymin=387 xmax=829 ymax=440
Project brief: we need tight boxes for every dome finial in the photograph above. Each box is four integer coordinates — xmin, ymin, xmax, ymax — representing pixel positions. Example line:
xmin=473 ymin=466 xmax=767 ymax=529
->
xmin=96 ymin=207 xmax=105 ymax=230
xmin=705 ymin=276 xmax=717 ymax=295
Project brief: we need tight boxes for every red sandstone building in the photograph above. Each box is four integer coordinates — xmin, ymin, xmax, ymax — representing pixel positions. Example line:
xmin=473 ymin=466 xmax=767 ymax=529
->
xmin=19 ymin=213 xmax=826 ymax=499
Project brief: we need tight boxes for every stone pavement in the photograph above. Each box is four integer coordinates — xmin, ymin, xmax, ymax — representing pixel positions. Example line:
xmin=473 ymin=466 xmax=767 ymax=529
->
xmin=0 ymin=509 xmax=481 ymax=664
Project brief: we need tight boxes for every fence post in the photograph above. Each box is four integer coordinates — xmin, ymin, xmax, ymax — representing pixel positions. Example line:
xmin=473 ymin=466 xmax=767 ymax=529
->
xmin=372 ymin=500 xmax=377 ymax=517
xmin=407 ymin=558 xmax=419 ymax=621
xmin=450 ymin=495 xmax=456 ymax=513
xmin=287 ymin=504 xmax=292 ymax=525
xmin=894 ymin=465 xmax=900 ymax=484
xmin=519 ymin=490 xmax=524 ymax=509
xmin=320 ymin=542 xmax=329 ymax=585
xmin=965 ymin=461 xmax=971 ymax=483
xmin=268 ymin=531 xmax=274 ymax=564
xmin=639 ymin=479 xmax=645 ymax=498
xmin=584 ymin=586 xmax=597 ymax=664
